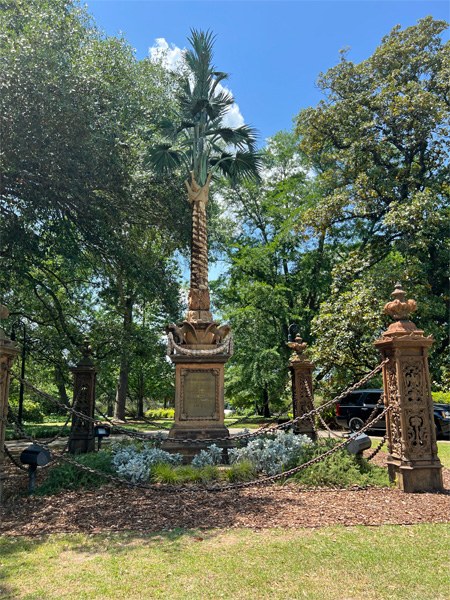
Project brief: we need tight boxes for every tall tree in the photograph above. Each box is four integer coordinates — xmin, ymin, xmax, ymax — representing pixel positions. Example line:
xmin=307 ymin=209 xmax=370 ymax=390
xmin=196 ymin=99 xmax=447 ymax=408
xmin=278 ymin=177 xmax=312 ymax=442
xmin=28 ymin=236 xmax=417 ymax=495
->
xmin=0 ymin=0 xmax=189 ymax=414
xmin=296 ymin=16 xmax=450 ymax=392
xmin=147 ymin=29 xmax=261 ymax=321
xmin=211 ymin=131 xmax=333 ymax=413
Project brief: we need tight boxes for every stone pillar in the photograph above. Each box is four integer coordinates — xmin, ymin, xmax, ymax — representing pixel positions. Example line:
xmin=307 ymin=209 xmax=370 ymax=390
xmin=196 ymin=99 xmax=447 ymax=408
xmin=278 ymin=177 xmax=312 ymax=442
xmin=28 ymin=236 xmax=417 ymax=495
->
xmin=288 ymin=335 xmax=316 ymax=440
xmin=0 ymin=304 xmax=20 ymax=504
xmin=69 ymin=338 xmax=97 ymax=455
xmin=374 ymin=283 xmax=443 ymax=493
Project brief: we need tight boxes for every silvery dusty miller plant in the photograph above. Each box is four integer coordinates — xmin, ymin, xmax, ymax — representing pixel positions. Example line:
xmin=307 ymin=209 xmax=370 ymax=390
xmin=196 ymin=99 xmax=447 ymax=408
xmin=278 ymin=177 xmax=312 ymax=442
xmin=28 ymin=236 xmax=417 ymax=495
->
xmin=229 ymin=431 xmax=312 ymax=476
xmin=191 ymin=444 xmax=223 ymax=468
xmin=111 ymin=443 xmax=182 ymax=483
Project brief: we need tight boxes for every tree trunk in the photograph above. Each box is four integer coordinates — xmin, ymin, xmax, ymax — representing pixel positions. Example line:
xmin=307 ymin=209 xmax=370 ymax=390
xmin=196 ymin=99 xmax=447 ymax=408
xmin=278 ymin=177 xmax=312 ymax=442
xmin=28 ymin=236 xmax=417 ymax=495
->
xmin=263 ymin=387 xmax=271 ymax=418
xmin=114 ymin=298 xmax=133 ymax=421
xmin=137 ymin=371 xmax=144 ymax=418
xmin=185 ymin=172 xmax=211 ymax=315
xmin=54 ymin=365 xmax=69 ymax=408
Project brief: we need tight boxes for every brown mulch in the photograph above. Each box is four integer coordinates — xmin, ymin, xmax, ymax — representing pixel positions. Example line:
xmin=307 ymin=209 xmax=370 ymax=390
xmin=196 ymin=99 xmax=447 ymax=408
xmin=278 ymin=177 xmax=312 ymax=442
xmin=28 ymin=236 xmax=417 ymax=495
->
xmin=1 ymin=453 xmax=449 ymax=536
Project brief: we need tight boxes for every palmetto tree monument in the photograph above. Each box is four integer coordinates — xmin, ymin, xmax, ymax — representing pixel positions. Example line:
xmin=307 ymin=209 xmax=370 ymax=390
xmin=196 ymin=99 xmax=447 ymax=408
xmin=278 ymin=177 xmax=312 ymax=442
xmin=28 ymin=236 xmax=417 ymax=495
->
xmin=149 ymin=29 xmax=261 ymax=330
xmin=150 ymin=29 xmax=261 ymax=459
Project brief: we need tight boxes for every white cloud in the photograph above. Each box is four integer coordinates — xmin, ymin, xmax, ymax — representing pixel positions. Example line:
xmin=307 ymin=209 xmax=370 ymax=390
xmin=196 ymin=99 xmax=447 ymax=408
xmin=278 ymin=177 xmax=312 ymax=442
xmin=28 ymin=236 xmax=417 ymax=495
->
xmin=149 ymin=38 xmax=183 ymax=70
xmin=149 ymin=38 xmax=245 ymax=130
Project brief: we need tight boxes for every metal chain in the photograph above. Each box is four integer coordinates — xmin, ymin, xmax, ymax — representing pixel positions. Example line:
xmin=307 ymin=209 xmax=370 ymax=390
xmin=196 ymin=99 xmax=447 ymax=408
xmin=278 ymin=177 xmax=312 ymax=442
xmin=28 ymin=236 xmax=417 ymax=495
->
xmin=0 ymin=405 xmax=391 ymax=493
xmin=3 ymin=443 xmax=28 ymax=471
xmin=8 ymin=359 xmax=388 ymax=446
xmin=305 ymin=379 xmax=385 ymax=438
xmin=366 ymin=434 xmax=387 ymax=461
xmin=302 ymin=379 xmax=346 ymax=440
xmin=2 ymin=385 xmax=84 ymax=473
xmin=167 ymin=332 xmax=233 ymax=357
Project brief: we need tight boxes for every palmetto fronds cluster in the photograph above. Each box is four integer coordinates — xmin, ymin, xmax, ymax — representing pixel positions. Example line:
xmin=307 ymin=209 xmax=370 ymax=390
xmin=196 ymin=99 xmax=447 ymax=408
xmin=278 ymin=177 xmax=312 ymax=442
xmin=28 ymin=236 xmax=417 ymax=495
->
xmin=148 ymin=29 xmax=261 ymax=187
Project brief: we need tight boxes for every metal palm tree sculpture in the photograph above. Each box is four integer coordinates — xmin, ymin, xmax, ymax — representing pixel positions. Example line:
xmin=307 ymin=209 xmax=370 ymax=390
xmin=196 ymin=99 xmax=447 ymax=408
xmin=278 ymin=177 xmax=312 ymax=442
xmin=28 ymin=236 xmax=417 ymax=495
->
xmin=148 ymin=29 xmax=261 ymax=325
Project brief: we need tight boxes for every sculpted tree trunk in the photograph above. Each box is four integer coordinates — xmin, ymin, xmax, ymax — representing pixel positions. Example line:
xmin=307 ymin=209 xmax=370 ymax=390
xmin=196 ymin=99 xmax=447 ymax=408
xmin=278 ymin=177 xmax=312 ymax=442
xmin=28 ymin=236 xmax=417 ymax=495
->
xmin=185 ymin=172 xmax=212 ymax=323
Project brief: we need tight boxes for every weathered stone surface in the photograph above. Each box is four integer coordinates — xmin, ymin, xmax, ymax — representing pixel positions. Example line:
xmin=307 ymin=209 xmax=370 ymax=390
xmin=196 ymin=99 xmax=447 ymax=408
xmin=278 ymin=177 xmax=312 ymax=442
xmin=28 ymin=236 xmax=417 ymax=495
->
xmin=69 ymin=339 xmax=97 ymax=455
xmin=288 ymin=336 xmax=316 ymax=440
xmin=0 ymin=305 xmax=20 ymax=505
xmin=162 ymin=355 xmax=233 ymax=463
xmin=374 ymin=284 xmax=443 ymax=493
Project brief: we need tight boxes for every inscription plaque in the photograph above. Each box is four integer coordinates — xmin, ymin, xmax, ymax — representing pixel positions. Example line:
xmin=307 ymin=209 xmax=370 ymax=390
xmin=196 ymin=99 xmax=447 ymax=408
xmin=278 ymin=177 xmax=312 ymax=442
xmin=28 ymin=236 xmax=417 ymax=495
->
xmin=181 ymin=369 xmax=218 ymax=419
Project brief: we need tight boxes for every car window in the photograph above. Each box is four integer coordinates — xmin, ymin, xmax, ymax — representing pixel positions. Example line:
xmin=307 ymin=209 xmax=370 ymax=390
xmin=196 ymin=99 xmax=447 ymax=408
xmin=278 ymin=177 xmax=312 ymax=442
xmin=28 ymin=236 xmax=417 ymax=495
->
xmin=364 ymin=392 xmax=382 ymax=405
xmin=342 ymin=392 xmax=363 ymax=405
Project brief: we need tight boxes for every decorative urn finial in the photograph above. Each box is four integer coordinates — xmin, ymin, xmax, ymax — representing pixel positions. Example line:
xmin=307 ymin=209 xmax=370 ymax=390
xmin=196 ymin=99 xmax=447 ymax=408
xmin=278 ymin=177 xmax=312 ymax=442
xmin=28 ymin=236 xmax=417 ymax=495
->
xmin=382 ymin=283 xmax=423 ymax=338
xmin=78 ymin=336 xmax=94 ymax=366
xmin=288 ymin=334 xmax=308 ymax=361
xmin=384 ymin=283 xmax=417 ymax=321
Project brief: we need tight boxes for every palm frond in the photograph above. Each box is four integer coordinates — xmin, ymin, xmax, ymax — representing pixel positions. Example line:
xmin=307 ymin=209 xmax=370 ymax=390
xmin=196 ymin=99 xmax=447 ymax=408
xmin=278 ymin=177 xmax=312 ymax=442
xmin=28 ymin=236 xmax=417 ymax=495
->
xmin=146 ymin=144 xmax=184 ymax=174
xmin=206 ymin=125 xmax=259 ymax=151
xmin=211 ymin=151 xmax=263 ymax=184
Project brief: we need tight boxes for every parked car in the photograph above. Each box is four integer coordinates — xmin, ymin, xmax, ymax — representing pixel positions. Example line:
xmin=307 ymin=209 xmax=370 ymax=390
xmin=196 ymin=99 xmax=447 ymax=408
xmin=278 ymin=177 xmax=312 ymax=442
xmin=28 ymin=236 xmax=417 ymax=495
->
xmin=335 ymin=389 xmax=450 ymax=438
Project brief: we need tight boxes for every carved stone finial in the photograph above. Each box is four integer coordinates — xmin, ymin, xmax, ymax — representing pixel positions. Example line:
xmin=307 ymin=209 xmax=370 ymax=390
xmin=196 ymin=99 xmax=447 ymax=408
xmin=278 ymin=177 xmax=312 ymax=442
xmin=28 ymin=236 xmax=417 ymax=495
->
xmin=288 ymin=334 xmax=308 ymax=357
xmin=384 ymin=283 xmax=417 ymax=321
xmin=77 ymin=337 xmax=94 ymax=366
xmin=0 ymin=303 xmax=10 ymax=342
xmin=81 ymin=337 xmax=92 ymax=357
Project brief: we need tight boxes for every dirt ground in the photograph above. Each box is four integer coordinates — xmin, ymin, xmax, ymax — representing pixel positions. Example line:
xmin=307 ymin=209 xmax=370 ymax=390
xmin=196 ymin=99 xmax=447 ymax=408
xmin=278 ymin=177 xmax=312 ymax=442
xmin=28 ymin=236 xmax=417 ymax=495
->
xmin=1 ymin=452 xmax=449 ymax=536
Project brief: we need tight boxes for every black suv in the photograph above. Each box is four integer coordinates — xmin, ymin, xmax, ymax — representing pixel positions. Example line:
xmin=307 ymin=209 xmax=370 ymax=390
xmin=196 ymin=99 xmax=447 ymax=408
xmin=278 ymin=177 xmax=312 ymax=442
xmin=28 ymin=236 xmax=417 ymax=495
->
xmin=335 ymin=389 xmax=450 ymax=438
xmin=336 ymin=389 xmax=385 ymax=433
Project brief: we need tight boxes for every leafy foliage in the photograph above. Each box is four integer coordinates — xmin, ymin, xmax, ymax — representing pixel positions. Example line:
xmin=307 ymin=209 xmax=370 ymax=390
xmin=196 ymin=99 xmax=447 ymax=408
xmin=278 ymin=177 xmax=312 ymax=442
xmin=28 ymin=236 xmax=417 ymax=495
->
xmin=296 ymin=17 xmax=449 ymax=392
xmin=291 ymin=439 xmax=390 ymax=488
xmin=35 ymin=452 xmax=114 ymax=496
xmin=147 ymin=29 xmax=261 ymax=187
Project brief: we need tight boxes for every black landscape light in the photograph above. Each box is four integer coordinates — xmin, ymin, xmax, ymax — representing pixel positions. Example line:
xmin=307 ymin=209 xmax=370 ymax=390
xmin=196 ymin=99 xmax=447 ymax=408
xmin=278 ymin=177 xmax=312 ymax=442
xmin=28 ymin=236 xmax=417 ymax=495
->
xmin=345 ymin=433 xmax=372 ymax=460
xmin=20 ymin=444 xmax=51 ymax=493
xmin=94 ymin=424 xmax=110 ymax=450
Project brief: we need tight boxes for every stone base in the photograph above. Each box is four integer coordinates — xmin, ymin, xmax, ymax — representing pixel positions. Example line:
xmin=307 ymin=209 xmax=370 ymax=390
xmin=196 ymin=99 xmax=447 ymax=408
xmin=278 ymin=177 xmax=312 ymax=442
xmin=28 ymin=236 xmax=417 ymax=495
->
xmin=387 ymin=458 xmax=444 ymax=493
xmin=293 ymin=424 xmax=317 ymax=441
xmin=68 ymin=435 xmax=95 ymax=455
xmin=162 ymin=425 xmax=234 ymax=464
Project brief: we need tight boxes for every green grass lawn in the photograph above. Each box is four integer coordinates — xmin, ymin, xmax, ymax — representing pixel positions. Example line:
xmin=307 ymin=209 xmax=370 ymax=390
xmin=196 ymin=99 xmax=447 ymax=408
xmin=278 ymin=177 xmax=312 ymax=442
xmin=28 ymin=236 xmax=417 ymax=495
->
xmin=369 ymin=438 xmax=450 ymax=468
xmin=0 ymin=524 xmax=448 ymax=600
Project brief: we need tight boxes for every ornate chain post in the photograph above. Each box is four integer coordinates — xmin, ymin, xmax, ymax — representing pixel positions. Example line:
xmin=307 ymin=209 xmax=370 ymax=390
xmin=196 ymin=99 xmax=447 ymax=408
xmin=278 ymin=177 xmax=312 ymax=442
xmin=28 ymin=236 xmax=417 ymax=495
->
xmin=0 ymin=304 xmax=20 ymax=504
xmin=69 ymin=338 xmax=97 ymax=454
xmin=288 ymin=335 xmax=316 ymax=440
xmin=374 ymin=283 xmax=443 ymax=493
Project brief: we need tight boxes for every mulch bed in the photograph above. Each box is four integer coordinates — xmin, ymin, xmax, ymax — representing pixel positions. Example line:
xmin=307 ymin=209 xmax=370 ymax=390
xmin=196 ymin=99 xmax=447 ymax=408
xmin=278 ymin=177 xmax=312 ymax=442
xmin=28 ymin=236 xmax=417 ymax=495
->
xmin=1 ymin=453 xmax=449 ymax=536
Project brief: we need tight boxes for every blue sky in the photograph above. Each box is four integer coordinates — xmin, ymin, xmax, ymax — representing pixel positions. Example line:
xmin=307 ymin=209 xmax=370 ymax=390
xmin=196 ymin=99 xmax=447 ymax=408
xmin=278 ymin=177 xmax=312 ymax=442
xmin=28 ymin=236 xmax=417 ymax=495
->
xmin=85 ymin=1 xmax=449 ymax=143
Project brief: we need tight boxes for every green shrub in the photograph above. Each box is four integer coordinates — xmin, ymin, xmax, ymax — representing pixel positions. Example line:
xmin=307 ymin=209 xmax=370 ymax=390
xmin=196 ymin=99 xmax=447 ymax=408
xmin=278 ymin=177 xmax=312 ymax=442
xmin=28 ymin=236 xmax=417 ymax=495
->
xmin=222 ymin=460 xmax=257 ymax=483
xmin=35 ymin=452 xmax=114 ymax=496
xmin=144 ymin=408 xmax=175 ymax=419
xmin=291 ymin=439 xmax=390 ymax=488
xmin=200 ymin=464 xmax=220 ymax=483
xmin=4 ymin=423 xmax=71 ymax=441
xmin=432 ymin=391 xmax=450 ymax=404
xmin=8 ymin=400 xmax=46 ymax=424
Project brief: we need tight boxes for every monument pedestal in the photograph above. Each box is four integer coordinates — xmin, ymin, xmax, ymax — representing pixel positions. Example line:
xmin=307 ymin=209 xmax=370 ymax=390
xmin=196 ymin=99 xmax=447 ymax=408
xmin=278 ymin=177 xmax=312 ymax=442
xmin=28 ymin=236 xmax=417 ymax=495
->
xmin=69 ymin=339 xmax=97 ymax=455
xmin=288 ymin=335 xmax=316 ymax=441
xmin=162 ymin=352 xmax=234 ymax=463
xmin=0 ymin=305 xmax=20 ymax=505
xmin=374 ymin=284 xmax=443 ymax=493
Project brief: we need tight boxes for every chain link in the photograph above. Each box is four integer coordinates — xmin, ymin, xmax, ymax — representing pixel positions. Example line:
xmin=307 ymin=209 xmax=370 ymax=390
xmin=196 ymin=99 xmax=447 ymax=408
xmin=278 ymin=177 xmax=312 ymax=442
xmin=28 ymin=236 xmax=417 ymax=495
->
xmin=366 ymin=434 xmax=387 ymax=461
xmin=3 ymin=443 xmax=28 ymax=472
xmin=7 ymin=359 xmax=389 ymax=447
xmin=0 ymin=405 xmax=391 ymax=493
